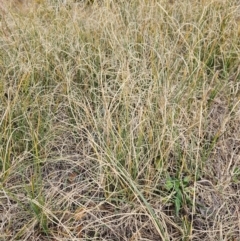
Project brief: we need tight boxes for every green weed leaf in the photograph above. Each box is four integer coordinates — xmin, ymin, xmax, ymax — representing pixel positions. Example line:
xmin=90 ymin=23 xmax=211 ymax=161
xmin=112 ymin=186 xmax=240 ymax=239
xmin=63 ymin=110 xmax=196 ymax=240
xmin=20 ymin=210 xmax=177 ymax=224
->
xmin=165 ymin=177 xmax=174 ymax=191
xmin=175 ymin=191 xmax=182 ymax=216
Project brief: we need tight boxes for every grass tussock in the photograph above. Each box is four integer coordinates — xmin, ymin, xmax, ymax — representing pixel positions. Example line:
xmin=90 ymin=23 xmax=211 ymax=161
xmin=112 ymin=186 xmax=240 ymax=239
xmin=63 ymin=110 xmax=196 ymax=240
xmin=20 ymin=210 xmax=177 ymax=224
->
xmin=0 ymin=0 xmax=240 ymax=240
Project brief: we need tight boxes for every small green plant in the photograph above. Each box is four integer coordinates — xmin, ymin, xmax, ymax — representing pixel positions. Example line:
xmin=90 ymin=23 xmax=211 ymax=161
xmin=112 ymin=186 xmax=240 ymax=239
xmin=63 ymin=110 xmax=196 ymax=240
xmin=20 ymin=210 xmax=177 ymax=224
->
xmin=233 ymin=167 xmax=240 ymax=183
xmin=165 ymin=175 xmax=192 ymax=217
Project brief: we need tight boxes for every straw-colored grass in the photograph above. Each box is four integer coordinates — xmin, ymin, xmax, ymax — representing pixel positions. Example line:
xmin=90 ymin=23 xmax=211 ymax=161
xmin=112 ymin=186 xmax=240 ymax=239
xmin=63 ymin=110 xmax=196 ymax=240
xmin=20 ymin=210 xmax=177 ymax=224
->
xmin=0 ymin=0 xmax=240 ymax=240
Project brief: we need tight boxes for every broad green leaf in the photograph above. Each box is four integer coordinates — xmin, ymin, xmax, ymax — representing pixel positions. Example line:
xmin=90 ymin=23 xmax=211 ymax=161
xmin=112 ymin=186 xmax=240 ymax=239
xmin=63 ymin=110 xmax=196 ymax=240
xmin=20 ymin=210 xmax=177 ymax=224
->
xmin=165 ymin=177 xmax=174 ymax=191
xmin=175 ymin=191 xmax=182 ymax=216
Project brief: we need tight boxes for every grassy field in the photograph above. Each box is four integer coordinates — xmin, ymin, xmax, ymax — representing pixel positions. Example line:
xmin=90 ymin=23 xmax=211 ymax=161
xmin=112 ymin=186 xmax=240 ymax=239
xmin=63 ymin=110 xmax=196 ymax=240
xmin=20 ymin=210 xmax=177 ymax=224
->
xmin=0 ymin=0 xmax=240 ymax=240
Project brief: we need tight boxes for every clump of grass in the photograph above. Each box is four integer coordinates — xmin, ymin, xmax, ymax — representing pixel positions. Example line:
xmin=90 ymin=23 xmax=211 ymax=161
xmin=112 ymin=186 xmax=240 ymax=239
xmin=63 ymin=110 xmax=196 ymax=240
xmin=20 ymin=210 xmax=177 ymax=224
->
xmin=0 ymin=0 xmax=240 ymax=240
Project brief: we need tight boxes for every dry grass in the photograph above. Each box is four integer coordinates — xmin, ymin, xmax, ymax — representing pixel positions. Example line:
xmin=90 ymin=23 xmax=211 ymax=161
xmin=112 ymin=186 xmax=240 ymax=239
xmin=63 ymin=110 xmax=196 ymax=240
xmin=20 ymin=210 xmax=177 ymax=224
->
xmin=0 ymin=0 xmax=240 ymax=240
